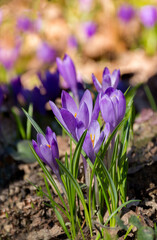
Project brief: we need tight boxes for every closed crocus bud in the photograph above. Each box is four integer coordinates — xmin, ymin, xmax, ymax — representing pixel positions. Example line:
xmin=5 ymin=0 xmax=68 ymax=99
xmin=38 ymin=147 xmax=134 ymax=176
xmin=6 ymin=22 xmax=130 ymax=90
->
xmin=100 ymin=87 xmax=126 ymax=132
xmin=140 ymin=5 xmax=157 ymax=28
xmin=92 ymin=67 xmax=120 ymax=94
xmin=56 ymin=54 xmax=78 ymax=101
xmin=118 ymin=4 xmax=135 ymax=23
xmin=32 ymin=127 xmax=61 ymax=180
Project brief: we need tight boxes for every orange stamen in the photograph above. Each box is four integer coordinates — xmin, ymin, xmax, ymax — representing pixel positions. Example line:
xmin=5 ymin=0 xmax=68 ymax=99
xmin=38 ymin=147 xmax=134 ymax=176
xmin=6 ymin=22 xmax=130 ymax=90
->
xmin=47 ymin=144 xmax=51 ymax=148
xmin=74 ymin=112 xmax=77 ymax=118
xmin=90 ymin=134 xmax=95 ymax=147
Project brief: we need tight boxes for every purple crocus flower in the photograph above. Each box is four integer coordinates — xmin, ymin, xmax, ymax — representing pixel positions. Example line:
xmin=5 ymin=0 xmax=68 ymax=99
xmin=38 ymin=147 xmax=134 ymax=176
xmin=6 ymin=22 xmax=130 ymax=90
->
xmin=92 ymin=67 xmax=120 ymax=94
xmin=0 ymin=41 xmax=21 ymax=70
xmin=100 ymin=87 xmax=126 ymax=132
xmin=17 ymin=15 xmax=41 ymax=32
xmin=140 ymin=5 xmax=157 ymax=28
xmin=77 ymin=120 xmax=105 ymax=163
xmin=56 ymin=54 xmax=78 ymax=102
xmin=82 ymin=21 xmax=97 ymax=38
xmin=118 ymin=4 xmax=135 ymax=23
xmin=37 ymin=42 xmax=56 ymax=63
xmin=32 ymin=127 xmax=61 ymax=181
xmin=38 ymin=70 xmax=60 ymax=102
xmin=49 ymin=89 xmax=100 ymax=140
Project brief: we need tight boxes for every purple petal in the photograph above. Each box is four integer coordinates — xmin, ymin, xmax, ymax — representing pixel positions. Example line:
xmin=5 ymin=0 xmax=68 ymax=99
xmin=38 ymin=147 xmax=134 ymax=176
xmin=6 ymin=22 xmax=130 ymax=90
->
xmin=111 ymin=69 xmax=120 ymax=89
xmin=77 ymin=102 xmax=89 ymax=129
xmin=37 ymin=133 xmax=48 ymax=146
xmin=91 ymin=94 xmax=100 ymax=122
xmin=61 ymin=90 xmax=78 ymax=114
xmin=102 ymin=75 xmax=111 ymax=92
xmin=40 ymin=145 xmax=53 ymax=169
xmin=94 ymin=131 xmax=104 ymax=153
xmin=104 ymin=122 xmax=111 ymax=139
xmin=80 ymin=90 xmax=93 ymax=123
xmin=103 ymin=67 xmax=110 ymax=76
xmin=100 ymin=94 xmax=116 ymax=127
xmin=88 ymin=120 xmax=100 ymax=146
xmin=32 ymin=140 xmax=43 ymax=160
xmin=83 ymin=133 xmax=95 ymax=163
xmin=60 ymin=109 xmax=77 ymax=139
xmin=46 ymin=126 xmax=56 ymax=145
xmin=92 ymin=73 xmax=102 ymax=93
xmin=49 ymin=100 xmax=67 ymax=129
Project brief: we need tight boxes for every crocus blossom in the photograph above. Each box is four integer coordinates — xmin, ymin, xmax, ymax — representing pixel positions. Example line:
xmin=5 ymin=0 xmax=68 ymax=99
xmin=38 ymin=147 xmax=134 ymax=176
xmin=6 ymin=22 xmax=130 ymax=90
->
xmin=38 ymin=70 xmax=60 ymax=102
xmin=118 ymin=4 xmax=135 ymax=23
xmin=37 ymin=42 xmax=56 ymax=63
xmin=49 ymin=90 xmax=100 ymax=140
xmin=92 ymin=67 xmax=120 ymax=94
xmin=82 ymin=21 xmax=97 ymax=38
xmin=17 ymin=15 xmax=41 ymax=32
xmin=56 ymin=54 xmax=78 ymax=102
xmin=76 ymin=120 xmax=107 ymax=163
xmin=68 ymin=36 xmax=78 ymax=49
xmin=140 ymin=5 xmax=157 ymax=28
xmin=100 ymin=87 xmax=126 ymax=132
xmin=32 ymin=127 xmax=61 ymax=181
xmin=10 ymin=76 xmax=22 ymax=103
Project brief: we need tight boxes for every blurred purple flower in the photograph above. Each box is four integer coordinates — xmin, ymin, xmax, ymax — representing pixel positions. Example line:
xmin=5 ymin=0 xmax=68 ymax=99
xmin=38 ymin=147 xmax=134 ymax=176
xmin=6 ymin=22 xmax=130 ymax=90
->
xmin=37 ymin=42 xmax=56 ymax=63
xmin=10 ymin=76 xmax=22 ymax=103
xmin=21 ymin=87 xmax=46 ymax=114
xmin=17 ymin=16 xmax=41 ymax=32
xmin=100 ymin=87 xmax=126 ymax=132
xmin=49 ymin=89 xmax=100 ymax=140
xmin=56 ymin=54 xmax=78 ymax=101
xmin=38 ymin=70 xmax=60 ymax=102
xmin=140 ymin=5 xmax=157 ymax=28
xmin=82 ymin=21 xmax=97 ymax=38
xmin=92 ymin=67 xmax=120 ymax=94
xmin=118 ymin=4 xmax=135 ymax=23
xmin=32 ymin=126 xmax=61 ymax=182
xmin=0 ymin=41 xmax=21 ymax=70
xmin=68 ymin=36 xmax=78 ymax=49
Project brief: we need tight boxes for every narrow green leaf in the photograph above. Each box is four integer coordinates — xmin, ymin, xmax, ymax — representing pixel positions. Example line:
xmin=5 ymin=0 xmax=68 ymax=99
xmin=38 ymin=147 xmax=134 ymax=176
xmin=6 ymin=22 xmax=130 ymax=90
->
xmin=56 ymin=159 xmax=93 ymax=236
xmin=23 ymin=108 xmax=44 ymax=135
xmin=55 ymin=208 xmax=72 ymax=239
xmin=11 ymin=107 xmax=26 ymax=139
xmin=26 ymin=104 xmax=33 ymax=140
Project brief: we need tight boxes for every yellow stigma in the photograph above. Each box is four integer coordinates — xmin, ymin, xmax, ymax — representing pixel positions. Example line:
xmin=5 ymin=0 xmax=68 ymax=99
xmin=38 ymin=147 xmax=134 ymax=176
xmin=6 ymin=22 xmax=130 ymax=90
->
xmin=47 ymin=144 xmax=51 ymax=148
xmin=74 ymin=112 xmax=77 ymax=118
xmin=90 ymin=134 xmax=95 ymax=147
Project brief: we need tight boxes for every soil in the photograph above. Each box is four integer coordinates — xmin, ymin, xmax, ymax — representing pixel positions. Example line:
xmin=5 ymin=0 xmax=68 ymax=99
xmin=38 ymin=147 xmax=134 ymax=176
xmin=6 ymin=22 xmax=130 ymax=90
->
xmin=0 ymin=110 xmax=157 ymax=240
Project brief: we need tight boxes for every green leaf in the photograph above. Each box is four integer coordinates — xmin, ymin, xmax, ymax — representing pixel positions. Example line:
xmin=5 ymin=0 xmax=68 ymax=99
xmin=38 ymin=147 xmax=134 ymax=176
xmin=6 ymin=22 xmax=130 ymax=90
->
xmin=54 ymin=208 xmax=71 ymax=239
xmin=72 ymin=130 xmax=87 ymax=179
xmin=23 ymin=108 xmax=44 ymax=135
xmin=11 ymin=140 xmax=35 ymax=163
xmin=26 ymin=104 xmax=33 ymax=140
xmin=56 ymin=158 xmax=93 ymax=236
xmin=11 ymin=107 xmax=26 ymax=139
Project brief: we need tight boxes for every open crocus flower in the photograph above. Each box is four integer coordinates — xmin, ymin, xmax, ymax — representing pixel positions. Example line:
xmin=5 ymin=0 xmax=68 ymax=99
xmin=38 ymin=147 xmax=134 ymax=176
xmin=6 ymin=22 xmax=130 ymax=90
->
xmin=49 ymin=89 xmax=100 ymax=140
xmin=92 ymin=67 xmax=120 ymax=94
xmin=32 ymin=127 xmax=61 ymax=182
xmin=76 ymin=120 xmax=108 ymax=163
xmin=37 ymin=42 xmax=56 ymax=64
xmin=56 ymin=54 xmax=79 ymax=103
xmin=100 ymin=87 xmax=126 ymax=132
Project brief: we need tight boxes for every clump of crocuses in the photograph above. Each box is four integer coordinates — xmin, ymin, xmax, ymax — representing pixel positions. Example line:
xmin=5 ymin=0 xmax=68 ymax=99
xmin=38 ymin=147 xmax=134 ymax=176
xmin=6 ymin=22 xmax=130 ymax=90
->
xmin=30 ymin=54 xmax=134 ymax=239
